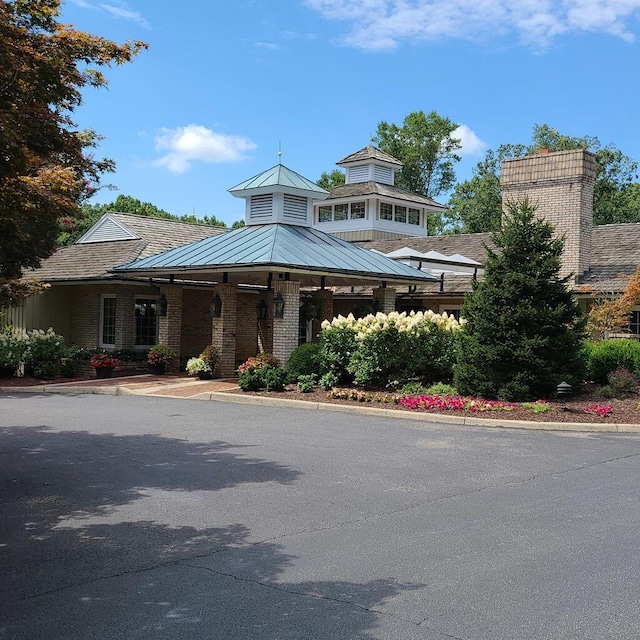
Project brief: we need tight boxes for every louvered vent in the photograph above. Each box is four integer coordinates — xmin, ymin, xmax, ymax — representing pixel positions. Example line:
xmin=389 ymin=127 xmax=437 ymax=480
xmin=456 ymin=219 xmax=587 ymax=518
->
xmin=249 ymin=194 xmax=274 ymax=222
xmin=347 ymin=165 xmax=369 ymax=184
xmin=77 ymin=216 xmax=138 ymax=243
xmin=283 ymin=195 xmax=308 ymax=224
xmin=373 ymin=165 xmax=393 ymax=185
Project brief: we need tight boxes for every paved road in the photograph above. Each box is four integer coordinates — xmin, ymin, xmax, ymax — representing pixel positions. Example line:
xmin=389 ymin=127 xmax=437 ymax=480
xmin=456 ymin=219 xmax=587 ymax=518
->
xmin=1 ymin=393 xmax=639 ymax=639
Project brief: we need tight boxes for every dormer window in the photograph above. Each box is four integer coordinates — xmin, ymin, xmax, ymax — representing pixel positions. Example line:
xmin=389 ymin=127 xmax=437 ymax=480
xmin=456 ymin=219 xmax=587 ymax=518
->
xmin=408 ymin=208 xmax=420 ymax=225
xmin=380 ymin=203 xmax=393 ymax=221
xmin=316 ymin=201 xmax=367 ymax=223
xmin=351 ymin=202 xmax=366 ymax=219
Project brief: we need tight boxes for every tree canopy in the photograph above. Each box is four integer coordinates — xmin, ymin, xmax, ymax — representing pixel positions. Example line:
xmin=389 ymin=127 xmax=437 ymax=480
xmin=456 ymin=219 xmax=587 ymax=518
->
xmin=449 ymin=124 xmax=640 ymax=232
xmin=316 ymin=169 xmax=345 ymax=190
xmin=0 ymin=0 xmax=147 ymax=306
xmin=454 ymin=199 xmax=587 ymax=401
xmin=373 ymin=111 xmax=462 ymax=234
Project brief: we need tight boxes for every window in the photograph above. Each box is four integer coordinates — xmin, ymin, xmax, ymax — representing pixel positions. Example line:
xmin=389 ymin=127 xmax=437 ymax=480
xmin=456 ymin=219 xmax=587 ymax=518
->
xmin=134 ymin=298 xmax=159 ymax=347
xmin=380 ymin=202 xmax=393 ymax=221
xmin=318 ymin=205 xmax=332 ymax=223
xmin=334 ymin=204 xmax=348 ymax=221
xmin=100 ymin=295 xmax=116 ymax=347
xmin=394 ymin=205 xmax=407 ymax=223
xmin=350 ymin=201 xmax=366 ymax=219
xmin=408 ymin=208 xmax=421 ymax=225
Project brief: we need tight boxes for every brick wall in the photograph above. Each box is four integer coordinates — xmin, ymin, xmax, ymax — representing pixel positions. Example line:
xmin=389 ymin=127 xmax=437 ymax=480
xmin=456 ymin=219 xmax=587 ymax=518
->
xmin=500 ymin=149 xmax=596 ymax=282
xmin=158 ymin=285 xmax=182 ymax=373
xmin=236 ymin=292 xmax=259 ymax=366
xmin=181 ymin=289 xmax=213 ymax=359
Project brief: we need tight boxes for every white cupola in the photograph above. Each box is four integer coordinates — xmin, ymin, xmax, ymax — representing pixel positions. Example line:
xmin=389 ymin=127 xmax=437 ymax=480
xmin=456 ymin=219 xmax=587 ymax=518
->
xmin=228 ymin=164 xmax=328 ymax=227
xmin=337 ymin=145 xmax=404 ymax=186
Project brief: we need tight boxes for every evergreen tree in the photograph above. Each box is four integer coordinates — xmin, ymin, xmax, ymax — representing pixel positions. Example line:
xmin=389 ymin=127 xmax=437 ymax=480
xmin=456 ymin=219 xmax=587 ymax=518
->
xmin=454 ymin=199 xmax=587 ymax=401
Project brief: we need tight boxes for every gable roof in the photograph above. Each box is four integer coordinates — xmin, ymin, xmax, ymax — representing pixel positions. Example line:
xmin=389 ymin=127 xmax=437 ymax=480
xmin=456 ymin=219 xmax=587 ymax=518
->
xmin=26 ymin=213 xmax=227 ymax=282
xmin=326 ymin=181 xmax=446 ymax=209
xmin=114 ymin=223 xmax=438 ymax=287
xmin=337 ymin=145 xmax=403 ymax=167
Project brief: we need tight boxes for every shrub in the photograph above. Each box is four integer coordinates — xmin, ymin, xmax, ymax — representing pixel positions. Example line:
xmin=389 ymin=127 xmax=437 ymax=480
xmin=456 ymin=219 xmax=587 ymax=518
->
xmin=287 ymin=343 xmax=321 ymax=382
xmin=297 ymin=374 xmax=317 ymax=393
xmin=318 ymin=324 xmax=357 ymax=384
xmin=0 ymin=326 xmax=27 ymax=376
xmin=454 ymin=200 xmax=587 ymax=401
xmin=254 ymin=352 xmax=280 ymax=368
xmin=585 ymin=339 xmax=640 ymax=384
xmin=425 ymin=382 xmax=457 ymax=396
xmin=261 ymin=365 xmax=288 ymax=392
xmin=24 ymin=328 xmax=67 ymax=379
xmin=400 ymin=381 xmax=430 ymax=396
xmin=238 ymin=366 xmax=263 ymax=391
xmin=319 ymin=311 xmax=461 ymax=388
xmin=319 ymin=372 xmax=339 ymax=391
xmin=237 ymin=363 xmax=288 ymax=392
xmin=606 ymin=367 xmax=637 ymax=398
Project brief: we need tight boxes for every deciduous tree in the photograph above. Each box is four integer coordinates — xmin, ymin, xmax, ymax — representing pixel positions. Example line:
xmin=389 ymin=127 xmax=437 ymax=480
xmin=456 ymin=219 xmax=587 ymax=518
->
xmin=0 ymin=0 xmax=146 ymax=306
xmin=373 ymin=111 xmax=461 ymax=234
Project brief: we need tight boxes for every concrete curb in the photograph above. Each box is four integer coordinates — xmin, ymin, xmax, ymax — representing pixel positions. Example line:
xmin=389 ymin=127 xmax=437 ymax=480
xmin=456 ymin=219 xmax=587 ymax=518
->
xmin=3 ymin=385 xmax=640 ymax=433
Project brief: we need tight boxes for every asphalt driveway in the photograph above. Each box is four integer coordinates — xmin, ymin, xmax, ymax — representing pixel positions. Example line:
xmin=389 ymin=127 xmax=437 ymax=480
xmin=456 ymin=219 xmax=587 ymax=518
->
xmin=1 ymin=393 xmax=639 ymax=639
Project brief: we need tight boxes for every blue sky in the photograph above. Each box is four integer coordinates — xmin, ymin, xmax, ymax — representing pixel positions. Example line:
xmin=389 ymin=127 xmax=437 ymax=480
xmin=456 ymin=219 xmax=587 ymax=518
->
xmin=62 ymin=0 xmax=640 ymax=226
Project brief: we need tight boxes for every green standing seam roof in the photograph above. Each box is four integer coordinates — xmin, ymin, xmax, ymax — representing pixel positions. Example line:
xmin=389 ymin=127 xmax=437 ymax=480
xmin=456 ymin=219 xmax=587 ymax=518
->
xmin=114 ymin=224 xmax=438 ymax=283
xmin=228 ymin=164 xmax=329 ymax=195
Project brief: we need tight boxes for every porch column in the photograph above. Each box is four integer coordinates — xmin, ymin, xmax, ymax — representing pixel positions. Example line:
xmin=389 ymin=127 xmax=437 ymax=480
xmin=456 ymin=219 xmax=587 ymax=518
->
xmin=272 ymin=280 xmax=300 ymax=367
xmin=373 ymin=286 xmax=396 ymax=314
xmin=158 ymin=285 xmax=183 ymax=373
xmin=312 ymin=289 xmax=334 ymax=339
xmin=211 ymin=283 xmax=237 ymax=377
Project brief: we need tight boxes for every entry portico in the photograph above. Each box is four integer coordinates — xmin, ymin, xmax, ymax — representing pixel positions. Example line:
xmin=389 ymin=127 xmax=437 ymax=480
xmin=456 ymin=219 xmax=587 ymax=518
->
xmin=115 ymin=163 xmax=437 ymax=375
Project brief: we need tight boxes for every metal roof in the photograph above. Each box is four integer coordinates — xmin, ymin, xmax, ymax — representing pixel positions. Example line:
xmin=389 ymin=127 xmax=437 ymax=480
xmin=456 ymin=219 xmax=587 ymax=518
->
xmin=114 ymin=224 xmax=438 ymax=287
xmin=228 ymin=164 xmax=328 ymax=196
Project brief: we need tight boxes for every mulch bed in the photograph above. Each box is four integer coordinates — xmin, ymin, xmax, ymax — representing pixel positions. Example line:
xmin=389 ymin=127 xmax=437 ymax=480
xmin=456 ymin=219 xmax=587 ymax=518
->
xmin=227 ymin=385 xmax=640 ymax=424
xmin=3 ymin=374 xmax=639 ymax=424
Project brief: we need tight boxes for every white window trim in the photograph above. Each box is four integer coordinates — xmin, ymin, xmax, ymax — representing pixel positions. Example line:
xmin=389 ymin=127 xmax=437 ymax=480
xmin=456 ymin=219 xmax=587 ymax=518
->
xmin=99 ymin=294 xmax=116 ymax=348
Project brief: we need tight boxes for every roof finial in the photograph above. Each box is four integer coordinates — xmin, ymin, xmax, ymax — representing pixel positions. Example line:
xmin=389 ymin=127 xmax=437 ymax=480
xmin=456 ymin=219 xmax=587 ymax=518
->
xmin=277 ymin=142 xmax=282 ymax=165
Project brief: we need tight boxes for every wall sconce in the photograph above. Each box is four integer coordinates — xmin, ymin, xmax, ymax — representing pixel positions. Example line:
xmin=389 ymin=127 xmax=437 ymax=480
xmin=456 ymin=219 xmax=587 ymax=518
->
xmin=256 ymin=299 xmax=267 ymax=320
xmin=158 ymin=294 xmax=168 ymax=317
xmin=211 ymin=294 xmax=222 ymax=318
xmin=273 ymin=293 xmax=285 ymax=319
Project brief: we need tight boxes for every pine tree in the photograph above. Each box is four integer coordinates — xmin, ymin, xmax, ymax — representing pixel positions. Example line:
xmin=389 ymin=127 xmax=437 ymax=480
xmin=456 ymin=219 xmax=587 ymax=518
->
xmin=454 ymin=199 xmax=587 ymax=401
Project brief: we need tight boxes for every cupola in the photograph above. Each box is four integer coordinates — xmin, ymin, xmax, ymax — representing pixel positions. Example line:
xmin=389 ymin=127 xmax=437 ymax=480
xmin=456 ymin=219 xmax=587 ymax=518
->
xmin=229 ymin=164 xmax=328 ymax=227
xmin=337 ymin=145 xmax=403 ymax=186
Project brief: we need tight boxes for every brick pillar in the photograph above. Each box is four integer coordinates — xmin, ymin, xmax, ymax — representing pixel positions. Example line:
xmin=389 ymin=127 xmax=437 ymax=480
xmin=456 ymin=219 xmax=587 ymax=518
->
xmin=211 ymin=283 xmax=237 ymax=377
xmin=272 ymin=280 xmax=300 ymax=367
xmin=373 ymin=286 xmax=396 ymax=314
xmin=158 ymin=285 xmax=182 ymax=373
xmin=312 ymin=289 xmax=334 ymax=339
xmin=115 ymin=289 xmax=135 ymax=349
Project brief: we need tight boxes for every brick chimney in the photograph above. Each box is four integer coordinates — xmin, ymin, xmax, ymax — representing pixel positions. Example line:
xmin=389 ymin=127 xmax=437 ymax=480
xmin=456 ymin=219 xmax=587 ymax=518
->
xmin=500 ymin=149 xmax=596 ymax=282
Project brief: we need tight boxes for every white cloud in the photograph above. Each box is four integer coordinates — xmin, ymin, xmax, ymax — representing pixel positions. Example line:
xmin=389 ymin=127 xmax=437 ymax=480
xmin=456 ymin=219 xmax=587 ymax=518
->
xmin=100 ymin=2 xmax=150 ymax=28
xmin=71 ymin=0 xmax=150 ymax=28
xmin=453 ymin=125 xmax=486 ymax=157
xmin=153 ymin=125 xmax=257 ymax=174
xmin=305 ymin=0 xmax=640 ymax=50
xmin=254 ymin=41 xmax=282 ymax=50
